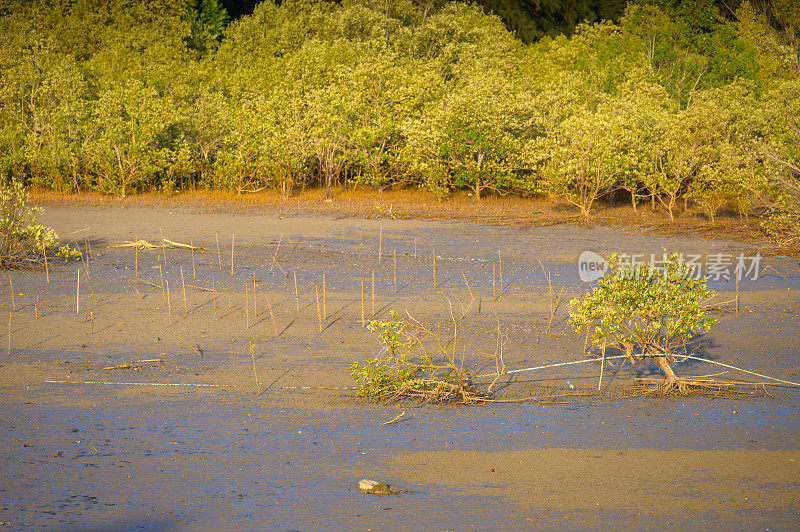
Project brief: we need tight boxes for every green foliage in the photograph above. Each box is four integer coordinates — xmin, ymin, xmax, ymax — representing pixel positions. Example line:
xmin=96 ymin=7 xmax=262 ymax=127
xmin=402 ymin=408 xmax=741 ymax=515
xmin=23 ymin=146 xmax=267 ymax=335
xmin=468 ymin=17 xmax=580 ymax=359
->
xmin=755 ymin=78 xmax=800 ymax=245
xmin=350 ymin=310 xmax=483 ymax=402
xmin=543 ymin=103 xmax=629 ymax=215
xmin=481 ymin=0 xmax=627 ymax=43
xmin=366 ymin=311 xmax=413 ymax=355
xmin=185 ymin=0 xmax=230 ymax=54
xmin=0 ymin=179 xmax=78 ymax=267
xmin=350 ymin=312 xmax=433 ymax=398
xmin=568 ymin=253 xmax=716 ymax=357
xmin=620 ymin=2 xmax=759 ymax=102
xmin=0 ymin=0 xmax=797 ymax=241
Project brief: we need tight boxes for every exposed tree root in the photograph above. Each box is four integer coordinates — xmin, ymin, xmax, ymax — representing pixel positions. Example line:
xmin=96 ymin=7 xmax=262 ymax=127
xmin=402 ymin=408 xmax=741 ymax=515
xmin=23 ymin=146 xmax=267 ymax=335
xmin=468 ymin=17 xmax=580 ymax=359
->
xmin=378 ymin=379 xmax=487 ymax=405
xmin=363 ymin=376 xmax=776 ymax=405
xmin=636 ymin=376 xmax=776 ymax=397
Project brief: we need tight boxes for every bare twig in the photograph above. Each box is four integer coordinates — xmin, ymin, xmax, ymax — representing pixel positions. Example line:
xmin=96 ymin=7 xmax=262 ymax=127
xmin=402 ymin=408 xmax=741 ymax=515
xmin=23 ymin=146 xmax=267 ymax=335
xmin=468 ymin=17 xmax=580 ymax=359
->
xmin=539 ymin=260 xmax=564 ymax=331
xmin=245 ymin=283 xmax=250 ymax=329
xmin=181 ymin=266 xmax=188 ymax=314
xmin=185 ymin=284 xmax=213 ymax=292
xmin=81 ymin=269 xmax=97 ymax=303
xmin=165 ymin=280 xmax=172 ymax=323
xmin=270 ymin=233 xmax=283 ymax=273
xmin=293 ymin=270 xmax=300 ymax=312
xmin=266 ymin=293 xmax=278 ymax=338
xmin=9 ymin=275 xmax=14 ymax=311
xmin=111 ymin=239 xmax=205 ymax=250
xmin=216 ymin=233 xmax=221 ymax=271
xmin=462 ymin=271 xmax=475 ymax=301
xmin=315 ymin=284 xmax=322 ymax=332
xmin=170 ymin=328 xmax=203 ymax=357
xmin=498 ymin=250 xmax=503 ymax=294
xmin=432 ymin=246 xmax=436 ymax=288
xmin=253 ymin=273 xmax=257 ymax=317
xmin=250 ymin=342 xmax=261 ymax=395
xmin=381 ymin=411 xmax=406 ymax=426
xmin=162 ymin=239 xmax=207 ymax=251
xmin=230 ymin=233 xmax=235 ymax=275
xmin=492 ymin=263 xmax=496 ymax=300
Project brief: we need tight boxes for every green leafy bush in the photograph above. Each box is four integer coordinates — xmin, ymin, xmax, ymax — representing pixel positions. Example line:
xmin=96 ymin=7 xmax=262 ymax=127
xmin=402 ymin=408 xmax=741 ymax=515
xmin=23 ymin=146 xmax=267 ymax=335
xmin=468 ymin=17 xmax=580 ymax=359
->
xmin=0 ymin=180 xmax=78 ymax=268
xmin=350 ymin=310 xmax=484 ymax=403
xmin=350 ymin=312 xmax=433 ymax=398
xmin=761 ymin=196 xmax=800 ymax=246
xmin=568 ymin=253 xmax=715 ymax=384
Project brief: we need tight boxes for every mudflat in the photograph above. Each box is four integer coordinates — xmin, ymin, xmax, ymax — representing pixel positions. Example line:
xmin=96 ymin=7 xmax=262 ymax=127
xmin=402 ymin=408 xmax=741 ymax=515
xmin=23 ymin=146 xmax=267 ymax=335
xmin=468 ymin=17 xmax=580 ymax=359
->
xmin=1 ymin=204 xmax=798 ymax=530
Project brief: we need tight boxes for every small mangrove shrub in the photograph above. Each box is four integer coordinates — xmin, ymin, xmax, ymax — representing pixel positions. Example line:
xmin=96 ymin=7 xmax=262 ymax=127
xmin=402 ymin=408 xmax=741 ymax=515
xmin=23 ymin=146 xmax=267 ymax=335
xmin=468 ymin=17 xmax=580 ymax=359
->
xmin=568 ymin=253 xmax=716 ymax=387
xmin=1 ymin=180 xmax=79 ymax=268
xmin=351 ymin=311 xmax=484 ymax=403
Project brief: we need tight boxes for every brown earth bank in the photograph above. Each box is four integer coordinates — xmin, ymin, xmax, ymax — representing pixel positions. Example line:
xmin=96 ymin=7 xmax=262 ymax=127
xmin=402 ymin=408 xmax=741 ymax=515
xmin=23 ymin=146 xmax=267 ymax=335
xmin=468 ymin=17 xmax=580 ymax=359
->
xmin=0 ymin=204 xmax=798 ymax=530
xmin=30 ymin=187 xmax=796 ymax=254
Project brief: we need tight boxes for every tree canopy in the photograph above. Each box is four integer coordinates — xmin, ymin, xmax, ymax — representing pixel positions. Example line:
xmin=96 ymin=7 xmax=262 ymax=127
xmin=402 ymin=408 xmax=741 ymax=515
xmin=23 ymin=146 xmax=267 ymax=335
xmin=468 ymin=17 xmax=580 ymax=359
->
xmin=0 ymin=0 xmax=798 ymax=240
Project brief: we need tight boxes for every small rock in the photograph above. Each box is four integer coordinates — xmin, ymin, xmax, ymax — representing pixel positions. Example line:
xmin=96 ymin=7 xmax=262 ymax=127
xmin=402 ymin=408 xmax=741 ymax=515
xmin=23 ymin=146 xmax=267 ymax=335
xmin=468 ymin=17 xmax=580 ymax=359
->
xmin=358 ymin=479 xmax=390 ymax=494
xmin=358 ymin=479 xmax=411 ymax=495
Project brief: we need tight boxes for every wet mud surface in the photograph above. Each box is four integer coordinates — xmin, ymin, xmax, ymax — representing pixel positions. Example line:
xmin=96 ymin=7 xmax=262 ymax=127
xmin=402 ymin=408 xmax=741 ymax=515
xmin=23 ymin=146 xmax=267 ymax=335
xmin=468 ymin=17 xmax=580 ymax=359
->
xmin=1 ymin=205 xmax=799 ymax=530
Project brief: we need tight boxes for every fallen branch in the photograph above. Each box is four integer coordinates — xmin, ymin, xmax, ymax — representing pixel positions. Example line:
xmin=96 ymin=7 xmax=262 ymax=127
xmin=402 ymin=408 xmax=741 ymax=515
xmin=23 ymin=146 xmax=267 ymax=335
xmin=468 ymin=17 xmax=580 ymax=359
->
xmin=476 ymin=355 xmax=628 ymax=378
xmin=162 ymin=239 xmax=208 ymax=251
xmin=112 ymin=239 xmax=207 ymax=251
xmin=128 ymin=276 xmax=162 ymax=289
xmin=679 ymin=355 xmax=800 ymax=387
xmin=185 ymin=284 xmax=214 ymax=292
xmin=480 ymin=354 xmax=800 ymax=387
xmin=486 ymin=391 xmax=597 ymax=403
xmin=102 ymin=358 xmax=162 ymax=370
xmin=381 ymin=410 xmax=407 ymax=425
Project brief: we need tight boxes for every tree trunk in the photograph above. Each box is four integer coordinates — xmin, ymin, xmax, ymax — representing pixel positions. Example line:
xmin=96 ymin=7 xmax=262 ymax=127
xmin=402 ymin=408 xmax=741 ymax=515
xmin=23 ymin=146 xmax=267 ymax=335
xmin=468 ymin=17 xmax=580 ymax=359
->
xmin=325 ymin=170 xmax=332 ymax=198
xmin=475 ymin=151 xmax=484 ymax=200
xmin=656 ymin=355 xmax=677 ymax=383
xmin=665 ymin=196 xmax=675 ymax=221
